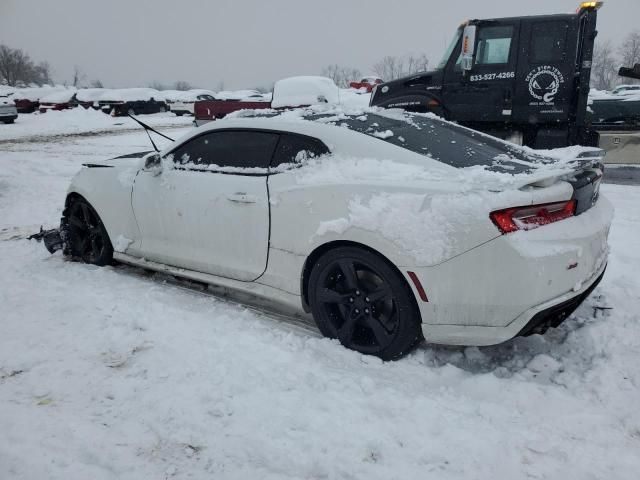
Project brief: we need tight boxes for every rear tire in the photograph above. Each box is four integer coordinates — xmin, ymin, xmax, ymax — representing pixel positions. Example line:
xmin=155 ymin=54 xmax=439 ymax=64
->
xmin=308 ymin=246 xmax=422 ymax=360
xmin=64 ymin=198 xmax=113 ymax=266
xmin=2 ymin=118 xmax=15 ymax=124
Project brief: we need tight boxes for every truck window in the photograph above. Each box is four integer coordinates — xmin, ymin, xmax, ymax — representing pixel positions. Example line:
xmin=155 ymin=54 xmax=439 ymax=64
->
xmin=530 ymin=21 xmax=568 ymax=63
xmin=475 ymin=26 xmax=513 ymax=65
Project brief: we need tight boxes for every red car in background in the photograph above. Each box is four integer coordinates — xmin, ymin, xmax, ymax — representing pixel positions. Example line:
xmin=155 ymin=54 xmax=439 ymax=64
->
xmin=349 ymin=76 xmax=383 ymax=93
xmin=38 ymin=90 xmax=78 ymax=113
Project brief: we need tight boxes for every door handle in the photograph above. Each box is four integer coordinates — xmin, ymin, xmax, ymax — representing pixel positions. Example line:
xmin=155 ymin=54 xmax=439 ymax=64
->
xmin=226 ymin=192 xmax=258 ymax=204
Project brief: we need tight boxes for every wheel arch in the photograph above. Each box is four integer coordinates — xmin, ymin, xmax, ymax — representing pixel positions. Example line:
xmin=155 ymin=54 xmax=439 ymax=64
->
xmin=299 ymin=239 xmax=421 ymax=319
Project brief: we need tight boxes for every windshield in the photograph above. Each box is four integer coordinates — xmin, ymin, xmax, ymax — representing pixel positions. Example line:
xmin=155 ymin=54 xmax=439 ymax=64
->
xmin=436 ymin=27 xmax=462 ymax=69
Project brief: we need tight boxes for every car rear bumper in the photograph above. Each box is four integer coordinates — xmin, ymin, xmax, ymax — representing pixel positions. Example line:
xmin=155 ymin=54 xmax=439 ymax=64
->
xmin=419 ymin=260 xmax=607 ymax=346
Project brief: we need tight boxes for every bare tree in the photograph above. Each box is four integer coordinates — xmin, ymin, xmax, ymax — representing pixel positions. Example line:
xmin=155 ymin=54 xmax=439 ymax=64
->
xmin=618 ymin=30 xmax=640 ymax=84
xmin=591 ymin=39 xmax=618 ymax=90
xmin=372 ymin=54 xmax=429 ymax=81
xmin=0 ymin=44 xmax=41 ymax=86
xmin=148 ymin=81 xmax=166 ymax=90
xmin=33 ymin=61 xmax=52 ymax=85
xmin=90 ymin=79 xmax=104 ymax=88
xmin=320 ymin=64 xmax=362 ymax=88
xmin=174 ymin=80 xmax=192 ymax=91
xmin=71 ymin=65 xmax=86 ymax=88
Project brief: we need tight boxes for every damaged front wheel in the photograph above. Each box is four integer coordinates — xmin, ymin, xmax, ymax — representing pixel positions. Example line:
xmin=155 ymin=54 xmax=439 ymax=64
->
xmin=64 ymin=198 xmax=113 ymax=266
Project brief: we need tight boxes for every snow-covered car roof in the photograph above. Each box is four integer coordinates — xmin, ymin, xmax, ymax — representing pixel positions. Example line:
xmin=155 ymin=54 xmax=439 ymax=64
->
xmin=99 ymin=88 xmax=163 ymax=102
xmin=13 ymin=86 xmax=69 ymax=101
xmin=76 ymin=88 xmax=112 ymax=102
xmin=175 ymin=89 xmax=217 ymax=102
xmin=214 ymin=89 xmax=270 ymax=101
xmin=272 ymin=76 xmax=339 ymax=109
xmin=40 ymin=89 xmax=78 ymax=104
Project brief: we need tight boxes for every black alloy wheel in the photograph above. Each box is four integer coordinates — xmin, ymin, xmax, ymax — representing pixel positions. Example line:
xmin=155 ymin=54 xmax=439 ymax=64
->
xmin=65 ymin=199 xmax=113 ymax=266
xmin=309 ymin=246 xmax=422 ymax=360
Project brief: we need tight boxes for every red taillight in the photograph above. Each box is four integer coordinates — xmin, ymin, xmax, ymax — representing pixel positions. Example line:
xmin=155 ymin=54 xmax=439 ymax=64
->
xmin=490 ymin=200 xmax=577 ymax=234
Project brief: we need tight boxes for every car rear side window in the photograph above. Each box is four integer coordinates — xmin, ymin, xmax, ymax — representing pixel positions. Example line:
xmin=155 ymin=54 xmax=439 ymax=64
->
xmin=475 ymin=26 xmax=514 ymax=65
xmin=170 ymin=130 xmax=279 ymax=169
xmin=270 ymin=134 xmax=329 ymax=168
xmin=530 ymin=21 xmax=568 ymax=63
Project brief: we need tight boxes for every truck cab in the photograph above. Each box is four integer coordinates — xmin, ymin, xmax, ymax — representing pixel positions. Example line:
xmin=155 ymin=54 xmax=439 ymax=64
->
xmin=370 ymin=3 xmax=601 ymax=149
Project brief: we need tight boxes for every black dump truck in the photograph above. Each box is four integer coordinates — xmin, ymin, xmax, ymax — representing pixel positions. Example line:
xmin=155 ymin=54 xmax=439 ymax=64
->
xmin=370 ymin=2 xmax=602 ymax=149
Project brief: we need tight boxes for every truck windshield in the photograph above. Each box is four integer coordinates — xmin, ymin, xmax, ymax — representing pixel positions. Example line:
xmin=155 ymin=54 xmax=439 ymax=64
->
xmin=436 ymin=27 xmax=462 ymax=69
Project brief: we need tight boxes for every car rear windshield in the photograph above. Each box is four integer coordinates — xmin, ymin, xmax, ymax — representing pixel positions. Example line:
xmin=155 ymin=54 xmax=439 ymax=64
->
xmin=310 ymin=112 xmax=536 ymax=173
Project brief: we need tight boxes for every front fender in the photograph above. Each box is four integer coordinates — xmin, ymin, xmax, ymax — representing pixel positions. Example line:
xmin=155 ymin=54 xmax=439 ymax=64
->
xmin=66 ymin=165 xmax=142 ymax=253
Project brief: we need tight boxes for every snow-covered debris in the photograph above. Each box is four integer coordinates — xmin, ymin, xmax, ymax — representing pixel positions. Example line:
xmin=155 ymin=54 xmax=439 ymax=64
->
xmin=272 ymin=76 xmax=340 ymax=109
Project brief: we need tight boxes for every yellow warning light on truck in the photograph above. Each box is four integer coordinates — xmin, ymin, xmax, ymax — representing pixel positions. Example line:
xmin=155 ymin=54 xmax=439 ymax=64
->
xmin=578 ymin=1 xmax=603 ymax=11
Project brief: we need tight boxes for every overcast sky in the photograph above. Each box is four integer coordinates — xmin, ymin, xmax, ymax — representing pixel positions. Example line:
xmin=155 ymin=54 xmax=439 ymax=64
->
xmin=1 ymin=0 xmax=637 ymax=90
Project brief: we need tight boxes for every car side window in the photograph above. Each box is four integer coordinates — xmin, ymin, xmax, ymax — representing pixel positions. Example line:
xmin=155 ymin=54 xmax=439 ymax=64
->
xmin=169 ymin=130 xmax=280 ymax=169
xmin=475 ymin=26 xmax=514 ymax=65
xmin=270 ymin=134 xmax=329 ymax=169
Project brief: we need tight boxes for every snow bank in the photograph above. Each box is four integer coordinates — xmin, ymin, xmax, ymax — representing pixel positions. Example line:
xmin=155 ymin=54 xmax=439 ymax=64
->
xmin=272 ymin=76 xmax=340 ymax=109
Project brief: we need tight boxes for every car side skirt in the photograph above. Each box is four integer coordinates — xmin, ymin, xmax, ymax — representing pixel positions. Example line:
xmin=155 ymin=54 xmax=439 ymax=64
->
xmin=113 ymin=252 xmax=309 ymax=320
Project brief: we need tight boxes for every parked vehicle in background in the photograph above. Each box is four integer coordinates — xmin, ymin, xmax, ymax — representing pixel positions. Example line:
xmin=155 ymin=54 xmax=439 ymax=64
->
xmin=349 ymin=77 xmax=383 ymax=92
xmin=170 ymin=89 xmax=216 ymax=116
xmin=370 ymin=3 xmax=602 ymax=149
xmin=0 ymin=93 xmax=18 ymax=123
xmin=611 ymin=84 xmax=640 ymax=96
xmin=194 ymin=77 xmax=339 ymax=125
xmin=38 ymin=90 xmax=78 ymax=112
xmin=194 ymin=90 xmax=271 ymax=124
xmin=98 ymin=88 xmax=168 ymax=116
xmin=12 ymin=86 xmax=69 ymax=113
xmin=76 ymin=88 xmax=111 ymax=109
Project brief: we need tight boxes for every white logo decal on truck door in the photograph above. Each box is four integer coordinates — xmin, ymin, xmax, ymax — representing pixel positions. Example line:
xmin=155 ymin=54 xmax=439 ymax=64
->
xmin=525 ymin=66 xmax=565 ymax=104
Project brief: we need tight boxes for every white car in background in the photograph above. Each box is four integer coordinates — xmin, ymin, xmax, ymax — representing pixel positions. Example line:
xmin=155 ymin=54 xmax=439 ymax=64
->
xmin=169 ymin=89 xmax=216 ymax=116
xmin=0 ymin=93 xmax=18 ymax=123
xmin=611 ymin=84 xmax=640 ymax=96
xmin=48 ymin=108 xmax=612 ymax=359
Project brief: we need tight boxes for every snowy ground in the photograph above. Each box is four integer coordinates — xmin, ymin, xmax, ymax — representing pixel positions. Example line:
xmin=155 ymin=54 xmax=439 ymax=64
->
xmin=1 ymin=113 xmax=639 ymax=479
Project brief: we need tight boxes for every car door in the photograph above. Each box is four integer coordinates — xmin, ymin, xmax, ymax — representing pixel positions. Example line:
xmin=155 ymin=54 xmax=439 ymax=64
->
xmin=443 ymin=22 xmax=519 ymax=122
xmin=131 ymin=129 xmax=279 ymax=281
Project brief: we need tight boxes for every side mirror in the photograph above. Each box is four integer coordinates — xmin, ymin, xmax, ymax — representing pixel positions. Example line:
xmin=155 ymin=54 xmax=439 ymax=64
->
xmin=461 ymin=25 xmax=477 ymax=72
xmin=143 ymin=153 xmax=162 ymax=175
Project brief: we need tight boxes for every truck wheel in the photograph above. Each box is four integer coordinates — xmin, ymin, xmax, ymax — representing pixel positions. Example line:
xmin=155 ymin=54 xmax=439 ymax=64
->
xmin=308 ymin=246 xmax=422 ymax=360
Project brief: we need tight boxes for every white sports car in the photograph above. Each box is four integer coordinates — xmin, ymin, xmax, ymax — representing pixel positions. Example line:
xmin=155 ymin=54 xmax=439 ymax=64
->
xmin=47 ymin=108 xmax=612 ymax=359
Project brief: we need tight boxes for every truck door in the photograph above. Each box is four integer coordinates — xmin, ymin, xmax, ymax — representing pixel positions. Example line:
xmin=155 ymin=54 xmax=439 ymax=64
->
xmin=442 ymin=22 xmax=519 ymax=123
xmin=512 ymin=19 xmax=578 ymax=128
